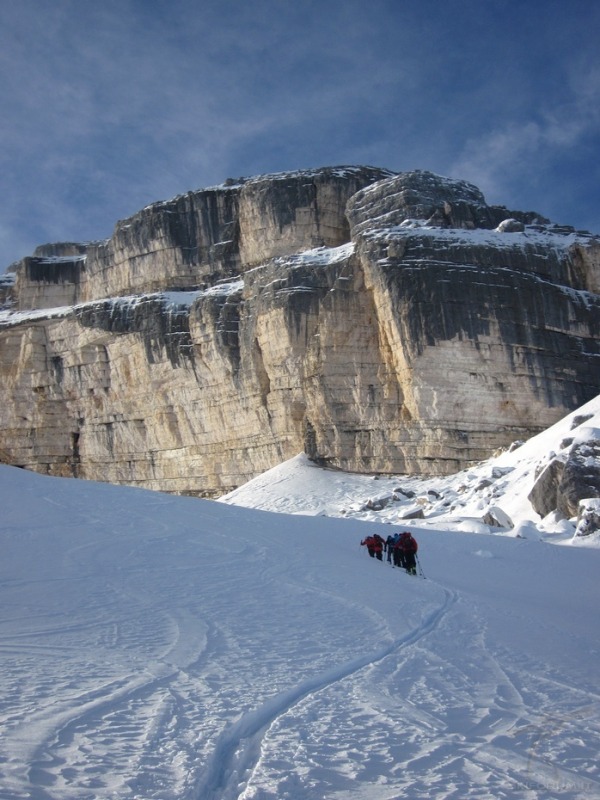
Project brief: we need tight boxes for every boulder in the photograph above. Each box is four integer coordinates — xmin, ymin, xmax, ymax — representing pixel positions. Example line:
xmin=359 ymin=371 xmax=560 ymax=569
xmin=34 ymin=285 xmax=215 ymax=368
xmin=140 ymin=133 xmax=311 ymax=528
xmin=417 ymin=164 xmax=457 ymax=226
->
xmin=495 ymin=218 xmax=525 ymax=233
xmin=574 ymin=499 xmax=600 ymax=537
xmin=528 ymin=459 xmax=566 ymax=518
xmin=483 ymin=506 xmax=514 ymax=529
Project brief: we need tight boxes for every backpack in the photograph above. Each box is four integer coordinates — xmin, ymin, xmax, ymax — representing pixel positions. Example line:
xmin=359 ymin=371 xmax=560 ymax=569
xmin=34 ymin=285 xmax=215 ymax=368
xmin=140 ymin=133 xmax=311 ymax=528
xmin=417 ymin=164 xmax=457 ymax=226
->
xmin=400 ymin=532 xmax=417 ymax=553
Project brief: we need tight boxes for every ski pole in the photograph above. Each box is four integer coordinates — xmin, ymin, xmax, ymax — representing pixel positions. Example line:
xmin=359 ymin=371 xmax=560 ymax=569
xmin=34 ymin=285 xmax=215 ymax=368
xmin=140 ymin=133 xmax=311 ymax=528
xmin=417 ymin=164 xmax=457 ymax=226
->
xmin=416 ymin=554 xmax=426 ymax=579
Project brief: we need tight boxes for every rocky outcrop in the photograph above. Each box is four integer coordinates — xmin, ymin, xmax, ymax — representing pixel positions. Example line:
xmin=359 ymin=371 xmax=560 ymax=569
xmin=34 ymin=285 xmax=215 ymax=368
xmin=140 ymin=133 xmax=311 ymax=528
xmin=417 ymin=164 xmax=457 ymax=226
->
xmin=528 ymin=414 xmax=600 ymax=519
xmin=13 ymin=166 xmax=393 ymax=309
xmin=1 ymin=167 xmax=599 ymax=495
xmin=557 ymin=436 xmax=600 ymax=517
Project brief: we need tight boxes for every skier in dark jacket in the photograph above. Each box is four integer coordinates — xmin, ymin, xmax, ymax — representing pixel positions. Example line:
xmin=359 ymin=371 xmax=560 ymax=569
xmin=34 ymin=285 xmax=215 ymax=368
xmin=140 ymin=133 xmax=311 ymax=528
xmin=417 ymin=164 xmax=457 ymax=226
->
xmin=385 ymin=534 xmax=395 ymax=563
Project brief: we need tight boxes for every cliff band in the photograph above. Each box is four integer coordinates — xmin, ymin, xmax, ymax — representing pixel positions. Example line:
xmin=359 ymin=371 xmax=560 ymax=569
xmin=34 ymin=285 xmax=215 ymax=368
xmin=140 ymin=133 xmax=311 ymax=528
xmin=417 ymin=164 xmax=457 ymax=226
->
xmin=1 ymin=167 xmax=599 ymax=496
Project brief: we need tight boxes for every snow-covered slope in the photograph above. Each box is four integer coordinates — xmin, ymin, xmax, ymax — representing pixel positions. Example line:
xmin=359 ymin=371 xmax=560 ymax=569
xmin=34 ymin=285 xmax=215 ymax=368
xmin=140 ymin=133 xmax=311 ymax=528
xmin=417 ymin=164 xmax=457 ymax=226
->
xmin=1 ymin=431 xmax=599 ymax=798
xmin=220 ymin=394 xmax=600 ymax=544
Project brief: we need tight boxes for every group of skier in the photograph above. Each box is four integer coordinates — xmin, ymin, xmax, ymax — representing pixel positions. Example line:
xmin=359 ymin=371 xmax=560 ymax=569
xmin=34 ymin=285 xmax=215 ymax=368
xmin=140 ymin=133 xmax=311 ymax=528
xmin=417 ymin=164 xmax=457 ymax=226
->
xmin=360 ymin=530 xmax=419 ymax=575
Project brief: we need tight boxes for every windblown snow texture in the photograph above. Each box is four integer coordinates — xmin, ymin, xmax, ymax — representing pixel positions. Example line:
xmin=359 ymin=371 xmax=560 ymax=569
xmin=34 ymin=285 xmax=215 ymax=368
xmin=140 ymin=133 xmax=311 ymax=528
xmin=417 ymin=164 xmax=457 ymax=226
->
xmin=0 ymin=427 xmax=598 ymax=799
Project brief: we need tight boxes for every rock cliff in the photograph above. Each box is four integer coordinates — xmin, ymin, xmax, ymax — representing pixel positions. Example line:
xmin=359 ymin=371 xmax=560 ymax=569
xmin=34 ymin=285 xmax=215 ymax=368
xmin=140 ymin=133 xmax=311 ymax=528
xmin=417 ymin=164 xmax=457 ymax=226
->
xmin=1 ymin=167 xmax=599 ymax=496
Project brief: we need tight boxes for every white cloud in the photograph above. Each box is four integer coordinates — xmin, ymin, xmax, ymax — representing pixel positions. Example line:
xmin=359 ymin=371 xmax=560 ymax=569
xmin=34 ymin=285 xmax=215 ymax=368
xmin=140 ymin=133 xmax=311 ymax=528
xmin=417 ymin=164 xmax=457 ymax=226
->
xmin=2 ymin=0 xmax=600 ymax=265
xmin=450 ymin=63 xmax=600 ymax=208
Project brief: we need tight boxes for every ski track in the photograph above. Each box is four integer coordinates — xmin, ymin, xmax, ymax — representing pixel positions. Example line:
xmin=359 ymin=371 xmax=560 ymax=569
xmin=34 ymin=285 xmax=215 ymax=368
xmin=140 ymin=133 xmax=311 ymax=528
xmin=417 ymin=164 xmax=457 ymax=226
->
xmin=219 ymin=572 xmax=600 ymax=800
xmin=0 ymin=538 xmax=454 ymax=800
xmin=188 ymin=585 xmax=457 ymax=800
xmin=3 ymin=552 xmax=599 ymax=800
xmin=235 ymin=656 xmax=599 ymax=797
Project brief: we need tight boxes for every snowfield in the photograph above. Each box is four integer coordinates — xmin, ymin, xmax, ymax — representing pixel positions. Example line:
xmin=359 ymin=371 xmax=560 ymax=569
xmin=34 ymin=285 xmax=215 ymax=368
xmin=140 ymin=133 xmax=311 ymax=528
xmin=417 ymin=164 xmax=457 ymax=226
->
xmin=1 ymin=400 xmax=599 ymax=799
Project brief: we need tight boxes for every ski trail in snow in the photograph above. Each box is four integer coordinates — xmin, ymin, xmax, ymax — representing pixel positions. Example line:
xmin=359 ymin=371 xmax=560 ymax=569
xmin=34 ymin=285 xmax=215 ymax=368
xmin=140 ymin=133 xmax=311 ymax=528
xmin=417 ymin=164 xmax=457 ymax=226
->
xmin=188 ymin=587 xmax=456 ymax=800
xmin=7 ymin=670 xmax=173 ymax=795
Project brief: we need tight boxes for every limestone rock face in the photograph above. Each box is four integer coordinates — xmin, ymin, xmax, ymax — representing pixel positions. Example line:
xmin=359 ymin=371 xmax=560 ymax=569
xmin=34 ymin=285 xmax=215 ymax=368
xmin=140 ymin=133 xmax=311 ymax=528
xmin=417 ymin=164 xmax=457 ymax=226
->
xmin=0 ymin=272 xmax=15 ymax=308
xmin=13 ymin=166 xmax=394 ymax=309
xmin=1 ymin=167 xmax=599 ymax=496
xmin=343 ymin=172 xmax=600 ymax=474
xmin=346 ymin=170 xmax=544 ymax=233
xmin=13 ymin=243 xmax=88 ymax=310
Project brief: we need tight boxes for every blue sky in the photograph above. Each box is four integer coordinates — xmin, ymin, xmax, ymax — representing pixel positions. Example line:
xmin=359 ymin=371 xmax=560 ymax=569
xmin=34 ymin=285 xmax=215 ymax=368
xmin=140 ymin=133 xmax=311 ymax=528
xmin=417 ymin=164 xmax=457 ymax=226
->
xmin=1 ymin=0 xmax=599 ymax=270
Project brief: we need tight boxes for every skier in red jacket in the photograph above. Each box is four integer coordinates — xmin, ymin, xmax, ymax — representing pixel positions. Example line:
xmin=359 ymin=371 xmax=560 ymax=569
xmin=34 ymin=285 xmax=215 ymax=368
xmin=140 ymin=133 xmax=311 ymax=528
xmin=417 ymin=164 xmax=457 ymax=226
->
xmin=395 ymin=531 xmax=418 ymax=574
xmin=361 ymin=534 xmax=384 ymax=560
